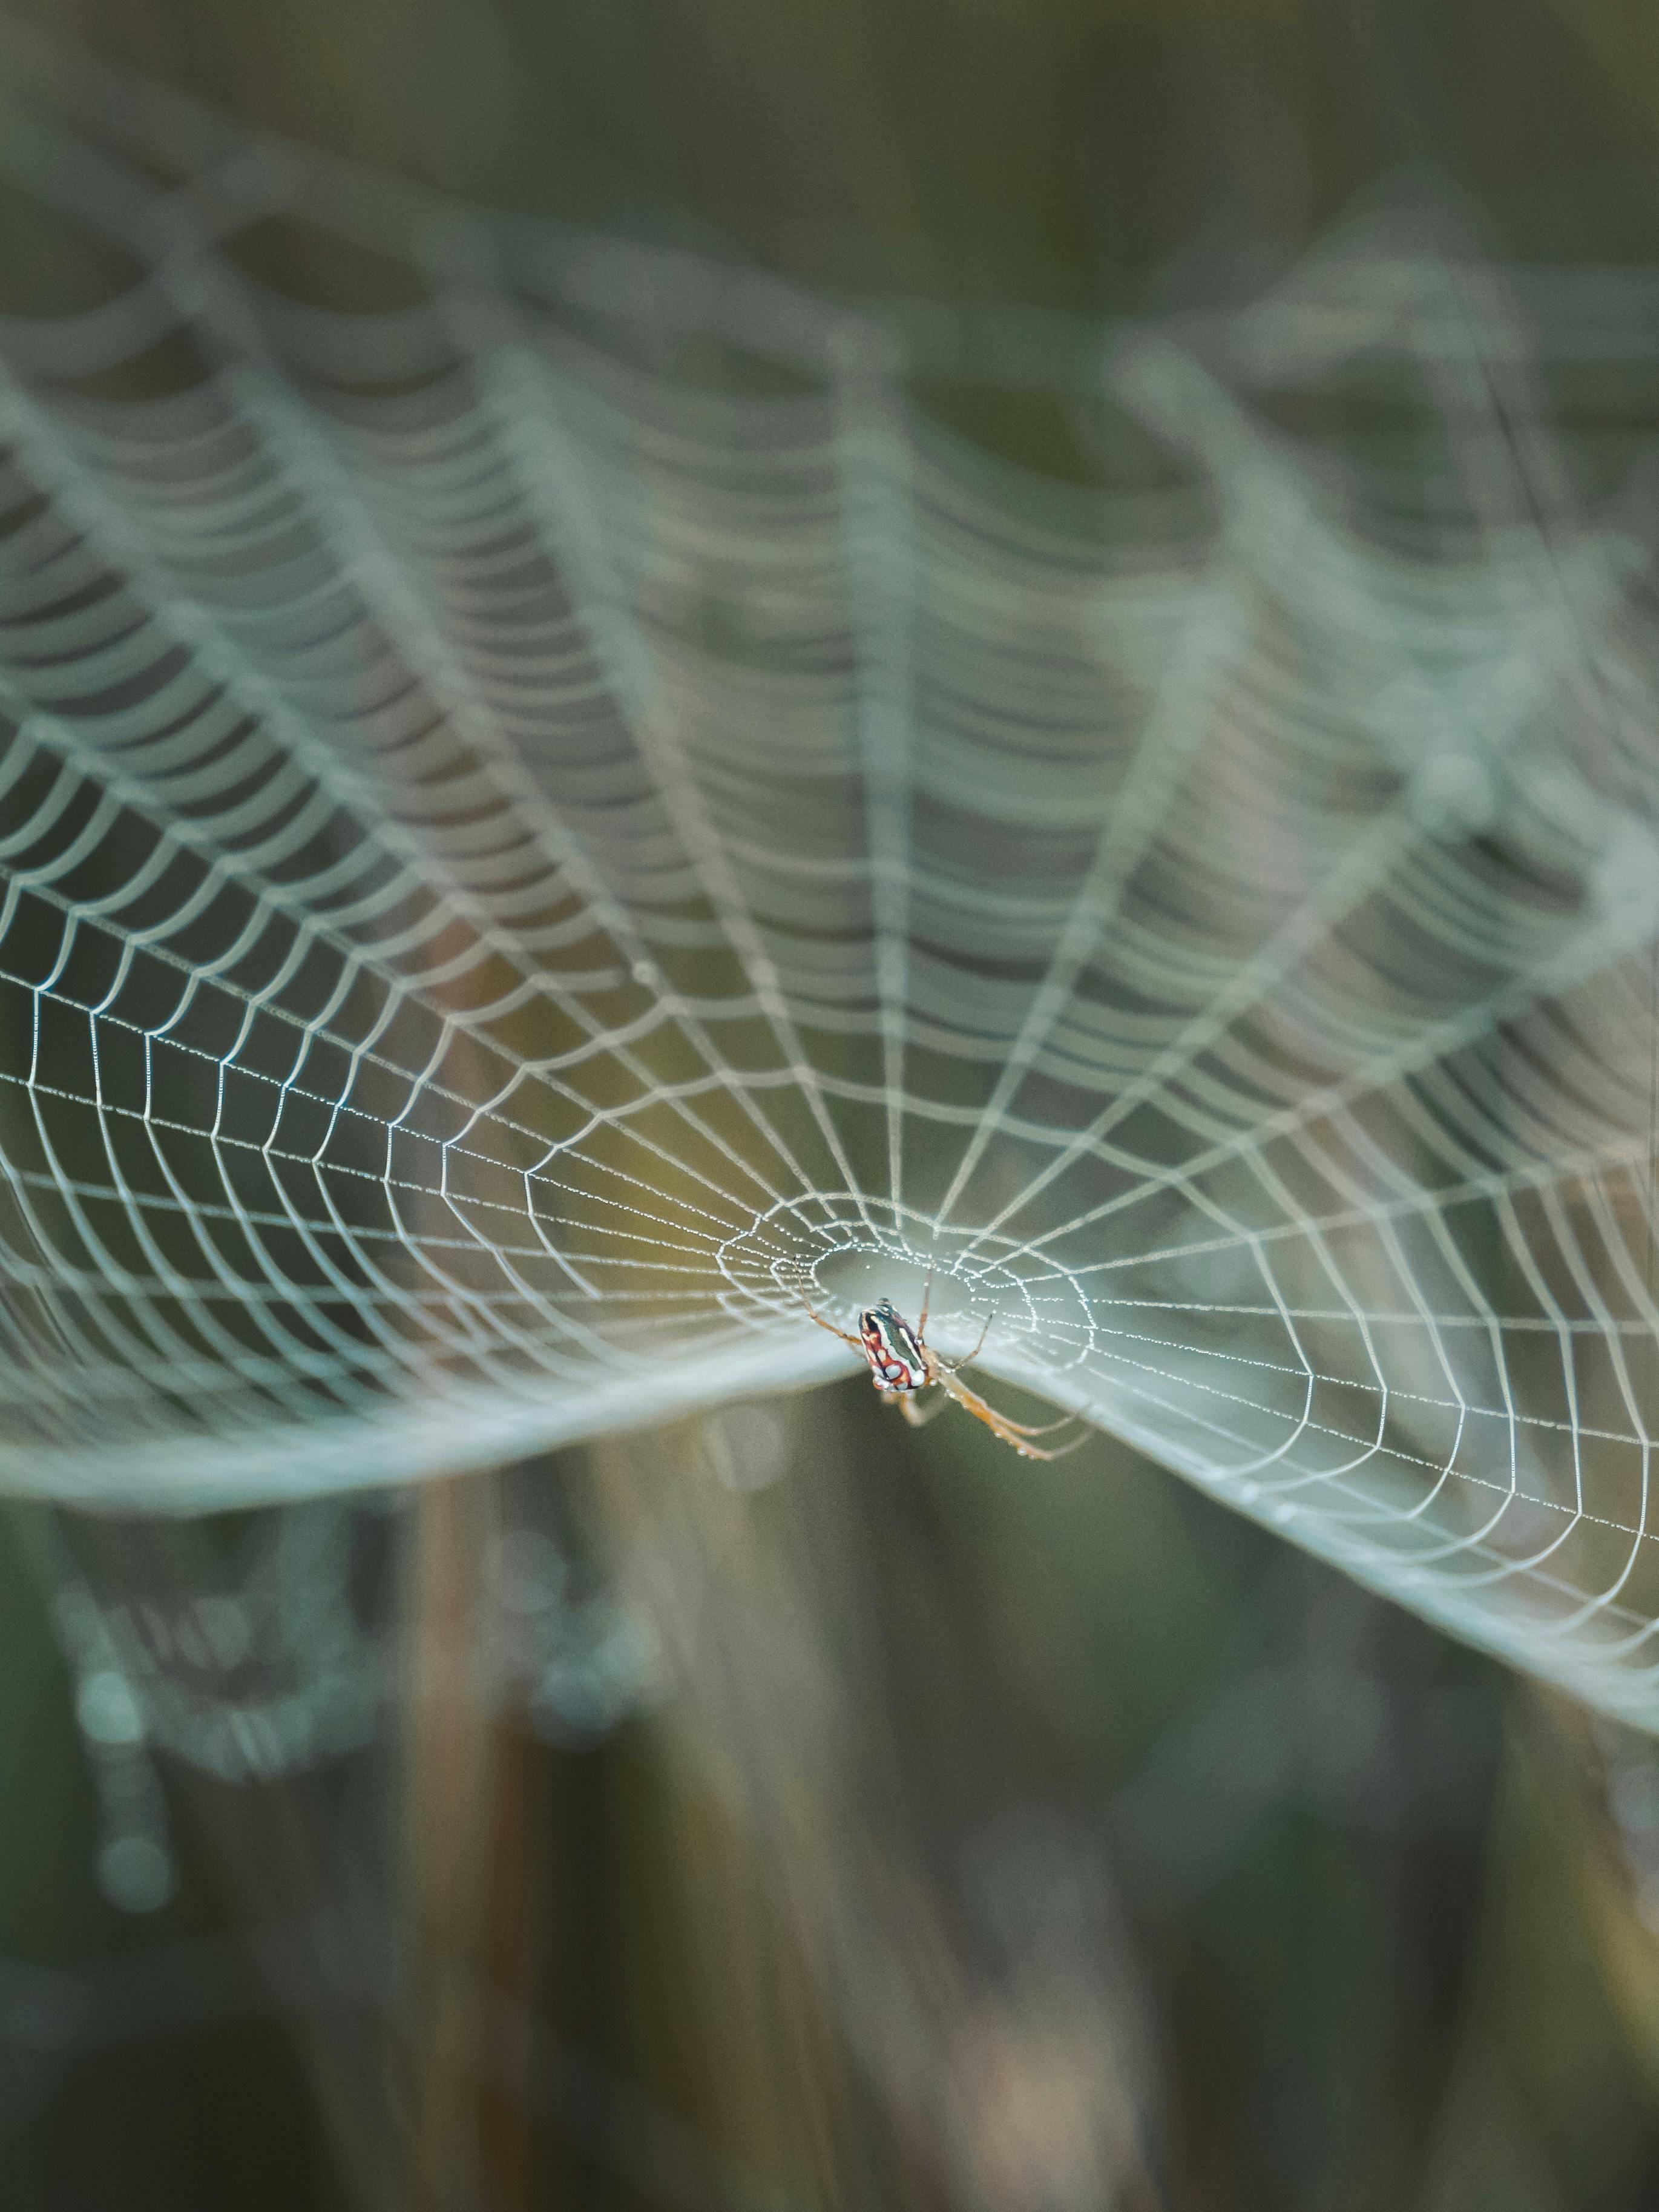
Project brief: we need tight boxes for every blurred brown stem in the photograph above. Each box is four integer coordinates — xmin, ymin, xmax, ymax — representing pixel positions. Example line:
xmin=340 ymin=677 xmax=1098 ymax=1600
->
xmin=401 ymin=1470 xmax=538 ymax=2212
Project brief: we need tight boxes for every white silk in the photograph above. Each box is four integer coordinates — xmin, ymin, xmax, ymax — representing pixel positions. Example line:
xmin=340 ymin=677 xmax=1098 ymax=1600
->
xmin=6 ymin=29 xmax=1659 ymax=1722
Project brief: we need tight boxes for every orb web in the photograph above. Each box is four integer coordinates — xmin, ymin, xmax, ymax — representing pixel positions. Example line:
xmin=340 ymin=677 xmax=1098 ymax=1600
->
xmin=7 ymin=26 xmax=1659 ymax=1721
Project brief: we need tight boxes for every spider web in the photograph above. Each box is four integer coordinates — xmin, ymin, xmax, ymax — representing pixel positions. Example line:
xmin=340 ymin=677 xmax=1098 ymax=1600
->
xmin=7 ymin=27 xmax=1659 ymax=1723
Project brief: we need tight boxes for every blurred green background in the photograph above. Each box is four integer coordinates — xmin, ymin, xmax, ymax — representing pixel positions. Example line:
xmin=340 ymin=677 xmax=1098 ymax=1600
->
xmin=6 ymin=0 xmax=1659 ymax=2205
xmin=10 ymin=1393 xmax=1659 ymax=2210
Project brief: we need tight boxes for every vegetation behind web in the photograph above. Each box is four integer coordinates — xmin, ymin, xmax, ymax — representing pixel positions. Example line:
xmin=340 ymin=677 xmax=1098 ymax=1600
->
xmin=5 ymin=0 xmax=1659 ymax=2205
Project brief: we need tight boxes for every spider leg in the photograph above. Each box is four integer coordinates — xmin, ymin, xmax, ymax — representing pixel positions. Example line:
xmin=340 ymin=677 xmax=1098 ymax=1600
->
xmin=991 ymin=1419 xmax=1089 ymax=1462
xmin=918 ymin=1254 xmax=939 ymax=1338
xmin=927 ymin=1360 xmax=1069 ymax=1434
xmin=896 ymin=1388 xmax=950 ymax=1429
xmin=787 ymin=1283 xmax=863 ymax=1349
xmin=936 ymin=1311 xmax=993 ymax=1375
xmin=934 ymin=1368 xmax=1089 ymax=1457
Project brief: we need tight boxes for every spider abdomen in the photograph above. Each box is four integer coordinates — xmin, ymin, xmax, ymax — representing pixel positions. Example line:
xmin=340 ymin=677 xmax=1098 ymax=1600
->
xmin=858 ymin=1300 xmax=928 ymax=1393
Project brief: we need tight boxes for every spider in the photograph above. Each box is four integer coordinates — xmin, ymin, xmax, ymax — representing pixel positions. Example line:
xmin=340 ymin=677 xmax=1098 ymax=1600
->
xmin=791 ymin=1266 xmax=1087 ymax=1460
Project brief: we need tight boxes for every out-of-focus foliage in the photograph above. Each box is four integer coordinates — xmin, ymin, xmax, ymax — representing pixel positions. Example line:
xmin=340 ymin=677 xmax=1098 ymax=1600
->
xmin=7 ymin=0 xmax=1659 ymax=2205
xmin=9 ymin=1394 xmax=1659 ymax=2207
